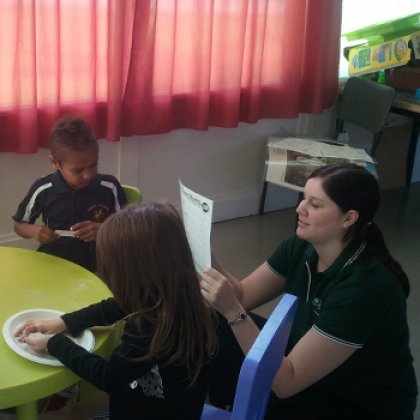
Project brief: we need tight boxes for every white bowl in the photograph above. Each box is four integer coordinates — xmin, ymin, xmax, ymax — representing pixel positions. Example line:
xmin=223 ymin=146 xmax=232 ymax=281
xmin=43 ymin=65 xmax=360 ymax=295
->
xmin=2 ymin=308 xmax=95 ymax=366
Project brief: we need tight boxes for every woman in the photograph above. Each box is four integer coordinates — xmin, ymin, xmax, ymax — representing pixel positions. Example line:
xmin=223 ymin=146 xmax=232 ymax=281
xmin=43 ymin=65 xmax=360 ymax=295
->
xmin=17 ymin=202 xmax=217 ymax=420
xmin=201 ymin=163 xmax=417 ymax=419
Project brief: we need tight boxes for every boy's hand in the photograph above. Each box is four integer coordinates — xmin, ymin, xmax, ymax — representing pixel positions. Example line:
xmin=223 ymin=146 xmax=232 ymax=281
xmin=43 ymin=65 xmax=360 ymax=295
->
xmin=14 ymin=221 xmax=59 ymax=244
xmin=71 ymin=221 xmax=101 ymax=242
xmin=34 ymin=225 xmax=60 ymax=244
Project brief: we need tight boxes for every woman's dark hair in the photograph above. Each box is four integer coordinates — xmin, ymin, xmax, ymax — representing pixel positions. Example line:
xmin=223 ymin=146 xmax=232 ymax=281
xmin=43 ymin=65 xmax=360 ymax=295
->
xmin=96 ymin=202 xmax=218 ymax=384
xmin=308 ymin=163 xmax=410 ymax=296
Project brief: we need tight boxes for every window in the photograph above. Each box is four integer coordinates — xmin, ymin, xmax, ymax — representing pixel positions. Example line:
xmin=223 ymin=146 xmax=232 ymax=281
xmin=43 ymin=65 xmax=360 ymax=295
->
xmin=339 ymin=0 xmax=420 ymax=79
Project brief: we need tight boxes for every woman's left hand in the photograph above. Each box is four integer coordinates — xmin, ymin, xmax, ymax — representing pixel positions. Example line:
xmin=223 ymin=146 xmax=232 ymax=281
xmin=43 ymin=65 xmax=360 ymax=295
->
xmin=200 ymin=267 xmax=244 ymax=321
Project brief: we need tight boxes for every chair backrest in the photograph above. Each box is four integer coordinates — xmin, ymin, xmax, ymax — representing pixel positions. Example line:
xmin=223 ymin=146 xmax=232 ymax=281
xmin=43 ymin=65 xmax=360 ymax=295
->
xmin=336 ymin=77 xmax=395 ymax=135
xmin=122 ymin=184 xmax=142 ymax=204
xmin=230 ymin=293 xmax=298 ymax=420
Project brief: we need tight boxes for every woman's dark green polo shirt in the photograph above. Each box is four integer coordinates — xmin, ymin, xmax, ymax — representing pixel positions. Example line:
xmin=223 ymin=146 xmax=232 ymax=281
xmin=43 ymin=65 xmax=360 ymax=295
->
xmin=266 ymin=235 xmax=417 ymax=418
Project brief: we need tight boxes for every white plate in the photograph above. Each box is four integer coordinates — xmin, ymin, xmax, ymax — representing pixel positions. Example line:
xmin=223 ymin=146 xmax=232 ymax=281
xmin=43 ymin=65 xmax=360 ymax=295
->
xmin=2 ymin=309 xmax=95 ymax=366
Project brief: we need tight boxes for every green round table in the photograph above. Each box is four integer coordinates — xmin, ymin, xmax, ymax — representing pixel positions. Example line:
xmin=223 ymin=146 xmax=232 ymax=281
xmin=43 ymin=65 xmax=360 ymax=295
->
xmin=0 ymin=247 xmax=117 ymax=420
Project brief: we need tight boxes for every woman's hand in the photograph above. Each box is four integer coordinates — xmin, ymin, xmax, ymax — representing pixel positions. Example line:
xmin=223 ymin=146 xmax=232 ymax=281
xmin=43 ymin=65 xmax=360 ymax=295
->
xmin=14 ymin=318 xmax=67 ymax=339
xmin=200 ymin=267 xmax=244 ymax=322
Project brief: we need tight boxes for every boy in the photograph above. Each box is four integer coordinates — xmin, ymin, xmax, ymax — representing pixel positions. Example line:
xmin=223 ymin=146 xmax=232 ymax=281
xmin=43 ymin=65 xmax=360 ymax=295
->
xmin=13 ymin=115 xmax=127 ymax=271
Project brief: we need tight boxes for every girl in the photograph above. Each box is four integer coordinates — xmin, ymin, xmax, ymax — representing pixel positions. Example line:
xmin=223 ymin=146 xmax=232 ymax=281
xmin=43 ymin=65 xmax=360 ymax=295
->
xmin=201 ymin=163 xmax=417 ymax=419
xmin=17 ymin=202 xmax=217 ymax=420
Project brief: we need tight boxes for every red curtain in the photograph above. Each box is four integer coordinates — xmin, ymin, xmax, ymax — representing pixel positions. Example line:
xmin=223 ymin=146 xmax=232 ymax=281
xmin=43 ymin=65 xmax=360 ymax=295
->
xmin=0 ymin=0 xmax=342 ymax=154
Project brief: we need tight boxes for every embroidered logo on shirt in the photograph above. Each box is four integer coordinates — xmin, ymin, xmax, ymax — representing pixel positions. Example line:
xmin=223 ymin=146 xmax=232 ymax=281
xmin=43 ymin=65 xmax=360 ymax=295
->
xmin=128 ymin=364 xmax=165 ymax=399
xmin=88 ymin=204 xmax=110 ymax=223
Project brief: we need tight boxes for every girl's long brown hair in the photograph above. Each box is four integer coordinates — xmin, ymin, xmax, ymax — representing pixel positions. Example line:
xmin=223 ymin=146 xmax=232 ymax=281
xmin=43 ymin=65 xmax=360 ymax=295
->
xmin=96 ymin=202 xmax=217 ymax=384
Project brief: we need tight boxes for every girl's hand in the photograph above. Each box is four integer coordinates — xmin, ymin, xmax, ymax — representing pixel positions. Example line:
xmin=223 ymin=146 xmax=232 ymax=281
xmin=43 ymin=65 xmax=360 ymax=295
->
xmin=71 ymin=221 xmax=101 ymax=242
xmin=20 ymin=332 xmax=54 ymax=352
xmin=14 ymin=318 xmax=67 ymax=339
xmin=200 ymin=267 xmax=244 ymax=322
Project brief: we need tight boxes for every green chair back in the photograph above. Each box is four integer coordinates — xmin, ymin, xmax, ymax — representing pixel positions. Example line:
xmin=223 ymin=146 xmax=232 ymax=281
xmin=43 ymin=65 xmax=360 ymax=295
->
xmin=122 ymin=184 xmax=142 ymax=204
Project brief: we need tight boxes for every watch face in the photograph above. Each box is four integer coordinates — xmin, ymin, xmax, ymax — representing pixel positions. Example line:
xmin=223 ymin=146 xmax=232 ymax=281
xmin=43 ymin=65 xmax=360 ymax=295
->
xmin=229 ymin=312 xmax=247 ymax=325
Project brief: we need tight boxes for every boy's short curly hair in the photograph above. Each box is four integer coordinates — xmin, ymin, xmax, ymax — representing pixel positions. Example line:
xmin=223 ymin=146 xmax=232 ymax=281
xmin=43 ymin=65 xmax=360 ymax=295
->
xmin=50 ymin=115 xmax=98 ymax=162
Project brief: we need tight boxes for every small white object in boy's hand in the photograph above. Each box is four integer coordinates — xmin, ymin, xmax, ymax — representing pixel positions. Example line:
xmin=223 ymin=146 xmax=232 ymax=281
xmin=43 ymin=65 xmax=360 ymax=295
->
xmin=55 ymin=230 xmax=74 ymax=237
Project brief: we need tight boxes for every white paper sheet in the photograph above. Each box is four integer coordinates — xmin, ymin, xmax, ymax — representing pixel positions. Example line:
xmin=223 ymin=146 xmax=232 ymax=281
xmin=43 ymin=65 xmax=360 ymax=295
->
xmin=179 ymin=181 xmax=213 ymax=275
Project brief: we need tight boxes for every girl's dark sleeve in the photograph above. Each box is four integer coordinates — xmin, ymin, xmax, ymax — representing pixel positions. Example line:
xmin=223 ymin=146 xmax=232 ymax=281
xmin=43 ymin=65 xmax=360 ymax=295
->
xmin=47 ymin=334 xmax=112 ymax=392
xmin=47 ymin=326 xmax=155 ymax=394
xmin=62 ymin=298 xmax=125 ymax=336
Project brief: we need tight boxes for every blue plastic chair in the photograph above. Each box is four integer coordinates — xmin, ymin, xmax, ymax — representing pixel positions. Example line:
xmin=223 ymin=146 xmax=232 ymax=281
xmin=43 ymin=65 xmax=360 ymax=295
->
xmin=201 ymin=293 xmax=298 ymax=420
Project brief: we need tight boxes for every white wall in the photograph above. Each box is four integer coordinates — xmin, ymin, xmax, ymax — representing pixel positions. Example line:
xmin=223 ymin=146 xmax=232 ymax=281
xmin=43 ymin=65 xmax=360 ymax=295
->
xmin=117 ymin=120 xmax=298 ymax=221
xmin=0 ymin=109 xmax=335 ymax=248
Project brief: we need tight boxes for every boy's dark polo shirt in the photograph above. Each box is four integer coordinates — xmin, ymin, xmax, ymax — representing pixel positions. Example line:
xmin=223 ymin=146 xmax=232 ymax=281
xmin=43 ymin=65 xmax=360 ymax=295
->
xmin=13 ymin=171 xmax=127 ymax=271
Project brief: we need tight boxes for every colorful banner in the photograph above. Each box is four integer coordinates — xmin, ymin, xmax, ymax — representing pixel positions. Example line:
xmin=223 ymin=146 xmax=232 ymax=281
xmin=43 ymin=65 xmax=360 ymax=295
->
xmin=348 ymin=33 xmax=417 ymax=76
